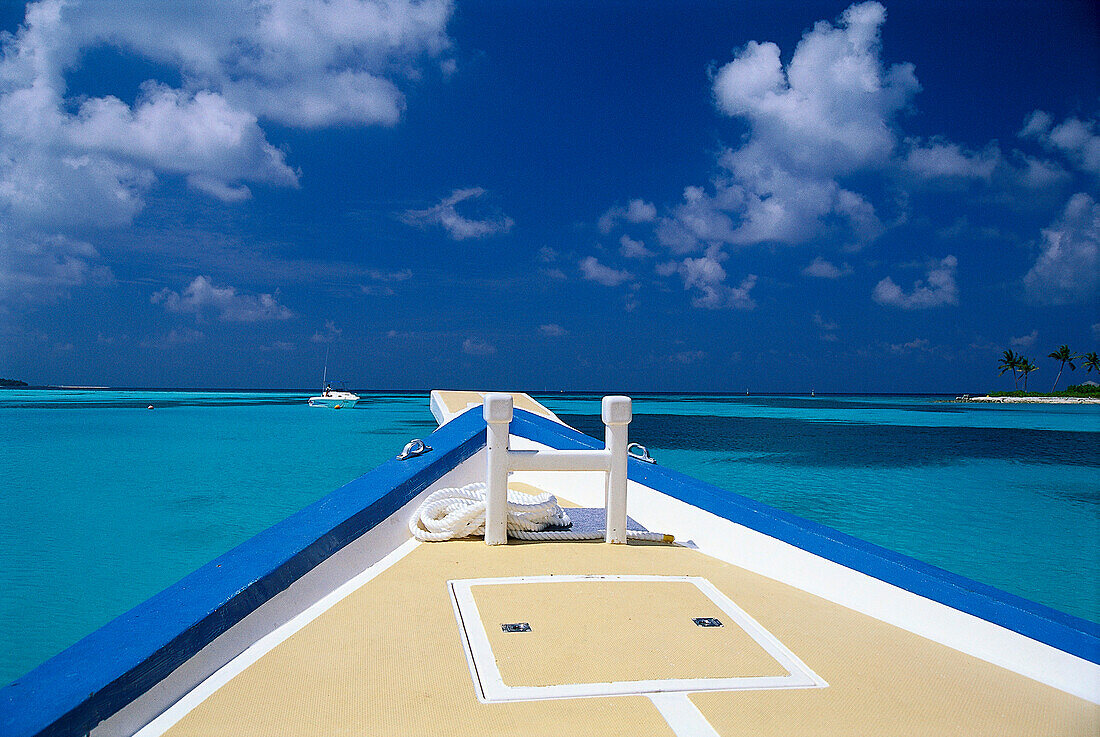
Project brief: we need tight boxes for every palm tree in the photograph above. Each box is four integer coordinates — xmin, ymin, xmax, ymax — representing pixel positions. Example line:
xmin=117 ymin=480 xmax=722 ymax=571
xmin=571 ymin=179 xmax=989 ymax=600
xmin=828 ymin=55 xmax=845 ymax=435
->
xmin=1019 ymin=358 xmax=1038 ymax=391
xmin=1083 ymin=351 xmax=1099 ymax=375
xmin=1047 ymin=344 xmax=1079 ymax=392
xmin=997 ymin=349 xmax=1021 ymax=388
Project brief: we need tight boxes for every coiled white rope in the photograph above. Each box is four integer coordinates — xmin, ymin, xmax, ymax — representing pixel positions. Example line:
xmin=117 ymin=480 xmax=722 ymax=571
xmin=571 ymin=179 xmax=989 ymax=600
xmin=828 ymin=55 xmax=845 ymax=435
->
xmin=408 ymin=481 xmax=671 ymax=542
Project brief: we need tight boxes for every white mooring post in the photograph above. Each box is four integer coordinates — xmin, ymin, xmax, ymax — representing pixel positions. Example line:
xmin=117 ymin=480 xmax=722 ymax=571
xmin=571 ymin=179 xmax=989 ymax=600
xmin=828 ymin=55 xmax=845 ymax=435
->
xmin=483 ymin=393 xmax=632 ymax=545
xmin=483 ymin=393 xmax=513 ymax=546
xmin=602 ymin=395 xmax=631 ymax=544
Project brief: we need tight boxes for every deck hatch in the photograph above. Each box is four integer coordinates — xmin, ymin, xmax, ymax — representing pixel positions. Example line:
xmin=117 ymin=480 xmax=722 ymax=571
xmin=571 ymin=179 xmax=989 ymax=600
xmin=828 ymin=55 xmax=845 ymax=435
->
xmin=449 ymin=574 xmax=827 ymax=703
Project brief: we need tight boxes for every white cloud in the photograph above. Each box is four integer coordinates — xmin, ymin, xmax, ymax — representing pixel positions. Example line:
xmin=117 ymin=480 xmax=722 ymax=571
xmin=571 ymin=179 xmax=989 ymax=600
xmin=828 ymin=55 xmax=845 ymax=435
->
xmin=151 ymin=275 xmax=293 ymax=321
xmin=311 ymin=320 xmax=342 ymax=343
xmin=1014 ymin=154 xmax=1069 ymax=190
xmin=598 ymin=198 xmax=656 ymax=233
xmin=400 ymin=188 xmax=514 ymax=240
xmin=142 ymin=328 xmax=205 ymax=349
xmin=813 ymin=312 xmax=839 ymax=341
xmin=655 ymin=185 xmax=739 ymax=254
xmin=813 ymin=312 xmax=838 ymax=331
xmin=650 ymin=2 xmax=915 ymax=254
xmin=618 ymin=234 xmax=653 ymax=259
xmin=360 ymin=268 xmax=412 ymax=295
xmin=1011 ymin=330 xmax=1038 ymax=347
xmin=462 ymin=337 xmax=495 ymax=356
xmin=654 ymin=260 xmax=679 ymax=277
xmin=678 ymin=248 xmax=757 ymax=310
xmin=0 ymin=229 xmax=112 ymax=303
xmin=0 ymin=0 xmax=452 ymax=299
xmin=366 ymin=268 xmax=412 ymax=282
xmin=1020 ymin=111 xmax=1100 ymax=175
xmin=886 ymin=337 xmax=931 ymax=354
xmin=671 ymin=350 xmax=706 ymax=364
xmin=626 ymin=199 xmax=658 ymax=223
xmin=802 ymin=257 xmax=852 ymax=278
xmin=872 ymin=255 xmax=958 ymax=309
xmin=1023 ymin=193 xmax=1099 ymax=305
xmin=579 ymin=256 xmax=633 ymax=287
xmin=66 ymin=83 xmax=298 ymax=193
xmin=903 ymin=139 xmax=1000 ymax=180
xmin=712 ymin=2 xmax=916 ymax=174
xmin=539 ymin=323 xmax=567 ymax=336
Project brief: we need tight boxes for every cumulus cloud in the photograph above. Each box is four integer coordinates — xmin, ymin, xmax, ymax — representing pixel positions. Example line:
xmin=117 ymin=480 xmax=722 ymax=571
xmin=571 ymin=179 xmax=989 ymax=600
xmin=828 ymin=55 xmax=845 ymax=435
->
xmin=588 ymin=2 xmax=1014 ymax=314
xmin=400 ymin=188 xmax=514 ymax=240
xmin=713 ymin=2 xmax=916 ymax=173
xmin=311 ymin=320 xmax=342 ymax=343
xmin=671 ymin=350 xmax=706 ymax=364
xmin=589 ymin=1 xmax=916 ymax=315
xmin=0 ymin=0 xmax=452 ymax=298
xmin=1011 ymin=330 xmax=1038 ymax=348
xmin=1023 ymin=193 xmax=1099 ymax=304
xmin=812 ymin=311 xmax=839 ymax=341
xmin=141 ymin=328 xmax=205 ymax=349
xmin=598 ymin=199 xmax=657 ymax=234
xmin=539 ymin=323 xmax=567 ymax=336
xmin=679 ymin=1 xmax=916 ymax=249
xmin=360 ymin=267 xmax=412 ymax=295
xmin=618 ymin=234 xmax=653 ymax=259
xmin=872 ymin=255 xmax=958 ymax=309
xmin=579 ymin=256 xmax=633 ymax=287
xmin=886 ymin=338 xmax=931 ymax=354
xmin=462 ymin=337 xmax=495 ymax=355
xmin=802 ymin=257 xmax=852 ymax=278
xmin=903 ymin=139 xmax=1000 ymax=180
xmin=678 ymin=247 xmax=757 ymax=310
xmin=0 ymin=229 xmax=112 ymax=303
xmin=151 ymin=275 xmax=293 ymax=321
xmin=1020 ymin=111 xmax=1100 ymax=175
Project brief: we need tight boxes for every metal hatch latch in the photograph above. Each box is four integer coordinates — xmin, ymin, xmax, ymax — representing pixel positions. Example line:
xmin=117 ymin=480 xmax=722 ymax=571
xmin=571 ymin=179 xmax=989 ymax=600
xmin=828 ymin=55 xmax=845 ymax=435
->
xmin=397 ymin=438 xmax=432 ymax=460
xmin=692 ymin=617 xmax=723 ymax=627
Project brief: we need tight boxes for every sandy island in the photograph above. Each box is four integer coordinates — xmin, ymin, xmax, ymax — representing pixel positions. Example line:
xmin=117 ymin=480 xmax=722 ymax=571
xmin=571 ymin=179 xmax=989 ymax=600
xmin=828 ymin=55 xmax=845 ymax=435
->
xmin=952 ymin=395 xmax=1100 ymax=404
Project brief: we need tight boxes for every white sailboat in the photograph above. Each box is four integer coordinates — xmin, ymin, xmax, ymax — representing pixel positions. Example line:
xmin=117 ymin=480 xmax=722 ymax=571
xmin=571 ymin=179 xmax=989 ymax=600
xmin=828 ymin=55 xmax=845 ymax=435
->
xmin=307 ymin=354 xmax=359 ymax=408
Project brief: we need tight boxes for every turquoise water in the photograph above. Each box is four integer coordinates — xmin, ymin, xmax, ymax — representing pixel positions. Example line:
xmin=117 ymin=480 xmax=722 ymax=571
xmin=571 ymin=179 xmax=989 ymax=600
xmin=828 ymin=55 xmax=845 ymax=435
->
xmin=1 ymin=390 xmax=1097 ymax=686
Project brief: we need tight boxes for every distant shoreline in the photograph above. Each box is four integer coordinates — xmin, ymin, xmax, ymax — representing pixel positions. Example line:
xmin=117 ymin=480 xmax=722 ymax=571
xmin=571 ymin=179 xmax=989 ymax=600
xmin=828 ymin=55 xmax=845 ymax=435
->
xmin=952 ymin=395 xmax=1100 ymax=404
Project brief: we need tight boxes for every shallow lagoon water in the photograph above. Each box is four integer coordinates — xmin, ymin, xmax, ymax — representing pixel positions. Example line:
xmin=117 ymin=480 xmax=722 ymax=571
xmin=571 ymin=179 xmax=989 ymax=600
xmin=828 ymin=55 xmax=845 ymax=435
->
xmin=0 ymin=390 xmax=1097 ymax=685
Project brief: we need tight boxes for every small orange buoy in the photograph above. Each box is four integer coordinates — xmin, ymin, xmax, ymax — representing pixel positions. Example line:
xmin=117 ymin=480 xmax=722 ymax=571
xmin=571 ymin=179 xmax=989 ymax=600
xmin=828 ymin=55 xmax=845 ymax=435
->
xmin=334 ymin=404 xmax=342 ymax=409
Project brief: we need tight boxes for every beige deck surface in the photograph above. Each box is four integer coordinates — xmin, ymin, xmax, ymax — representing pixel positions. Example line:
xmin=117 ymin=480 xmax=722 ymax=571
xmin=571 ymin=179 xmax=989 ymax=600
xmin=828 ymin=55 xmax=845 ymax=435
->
xmin=434 ymin=390 xmax=561 ymax=423
xmin=165 ymin=539 xmax=1098 ymax=737
xmin=473 ymin=579 xmax=786 ymax=687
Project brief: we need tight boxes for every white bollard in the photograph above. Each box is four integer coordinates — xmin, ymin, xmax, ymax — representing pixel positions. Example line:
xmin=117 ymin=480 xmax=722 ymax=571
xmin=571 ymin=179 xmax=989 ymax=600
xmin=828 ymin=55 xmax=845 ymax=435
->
xmin=481 ymin=393 xmax=631 ymax=546
xmin=602 ymin=395 xmax=631 ymax=544
xmin=483 ymin=393 xmax=513 ymax=545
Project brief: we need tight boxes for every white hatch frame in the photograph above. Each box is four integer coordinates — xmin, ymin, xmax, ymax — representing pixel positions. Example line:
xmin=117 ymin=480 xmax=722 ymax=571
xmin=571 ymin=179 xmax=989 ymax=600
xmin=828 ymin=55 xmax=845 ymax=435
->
xmin=448 ymin=574 xmax=828 ymax=703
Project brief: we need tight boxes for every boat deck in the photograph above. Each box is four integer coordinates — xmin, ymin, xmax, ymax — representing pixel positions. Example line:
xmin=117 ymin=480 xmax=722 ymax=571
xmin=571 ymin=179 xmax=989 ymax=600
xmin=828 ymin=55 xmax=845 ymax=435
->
xmin=154 ymin=531 xmax=1095 ymax=736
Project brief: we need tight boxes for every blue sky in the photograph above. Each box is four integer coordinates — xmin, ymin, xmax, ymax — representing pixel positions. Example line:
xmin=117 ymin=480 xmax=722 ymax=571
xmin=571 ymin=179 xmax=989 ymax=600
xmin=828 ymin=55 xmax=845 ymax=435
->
xmin=0 ymin=0 xmax=1097 ymax=392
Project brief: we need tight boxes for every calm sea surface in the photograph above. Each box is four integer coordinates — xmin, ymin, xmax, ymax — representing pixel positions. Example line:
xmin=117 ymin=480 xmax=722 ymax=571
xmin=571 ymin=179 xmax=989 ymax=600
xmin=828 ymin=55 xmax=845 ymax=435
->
xmin=1 ymin=389 xmax=1097 ymax=685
